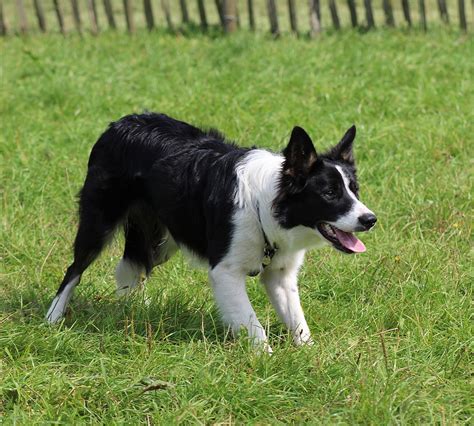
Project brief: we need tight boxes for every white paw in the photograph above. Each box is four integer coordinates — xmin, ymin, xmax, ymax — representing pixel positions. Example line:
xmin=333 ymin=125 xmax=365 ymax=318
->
xmin=293 ymin=330 xmax=314 ymax=346
xmin=45 ymin=296 xmax=65 ymax=324
xmin=263 ymin=342 xmax=274 ymax=355
xmin=253 ymin=340 xmax=273 ymax=355
xmin=115 ymin=258 xmax=145 ymax=297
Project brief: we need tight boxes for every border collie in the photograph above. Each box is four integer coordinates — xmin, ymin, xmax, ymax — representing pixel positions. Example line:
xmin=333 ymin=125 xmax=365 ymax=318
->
xmin=46 ymin=113 xmax=376 ymax=352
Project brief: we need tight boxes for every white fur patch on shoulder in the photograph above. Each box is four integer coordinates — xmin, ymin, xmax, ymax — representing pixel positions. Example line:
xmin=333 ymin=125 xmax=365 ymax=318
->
xmin=235 ymin=150 xmax=284 ymax=210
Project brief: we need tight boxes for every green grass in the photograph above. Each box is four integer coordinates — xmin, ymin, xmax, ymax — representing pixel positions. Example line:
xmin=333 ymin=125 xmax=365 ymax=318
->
xmin=1 ymin=29 xmax=473 ymax=424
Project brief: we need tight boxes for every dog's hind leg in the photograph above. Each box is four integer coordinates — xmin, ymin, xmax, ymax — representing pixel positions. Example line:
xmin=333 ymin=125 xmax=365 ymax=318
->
xmin=115 ymin=258 xmax=146 ymax=297
xmin=151 ymin=229 xmax=178 ymax=268
xmin=115 ymin=205 xmax=177 ymax=296
xmin=46 ymin=217 xmax=119 ymax=323
xmin=45 ymin=269 xmax=81 ymax=324
xmin=46 ymin=174 xmax=130 ymax=323
xmin=115 ymin=216 xmax=148 ymax=297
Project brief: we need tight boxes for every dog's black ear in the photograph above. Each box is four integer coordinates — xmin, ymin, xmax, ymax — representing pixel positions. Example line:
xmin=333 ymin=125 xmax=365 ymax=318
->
xmin=282 ymin=126 xmax=317 ymax=186
xmin=329 ymin=125 xmax=356 ymax=164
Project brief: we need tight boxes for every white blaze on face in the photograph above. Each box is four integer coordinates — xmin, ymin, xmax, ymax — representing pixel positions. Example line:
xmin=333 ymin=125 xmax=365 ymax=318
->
xmin=331 ymin=165 xmax=374 ymax=232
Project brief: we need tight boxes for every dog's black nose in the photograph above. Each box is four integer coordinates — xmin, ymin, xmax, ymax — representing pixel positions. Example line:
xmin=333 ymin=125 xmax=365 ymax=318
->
xmin=359 ymin=213 xmax=377 ymax=230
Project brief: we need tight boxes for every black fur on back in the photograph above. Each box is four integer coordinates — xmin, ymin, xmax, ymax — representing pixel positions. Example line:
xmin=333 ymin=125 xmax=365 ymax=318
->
xmin=81 ymin=112 xmax=252 ymax=268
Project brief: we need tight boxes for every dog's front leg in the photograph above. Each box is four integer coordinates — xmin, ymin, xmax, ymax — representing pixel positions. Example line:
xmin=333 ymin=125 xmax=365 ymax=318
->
xmin=261 ymin=266 xmax=313 ymax=346
xmin=209 ymin=264 xmax=271 ymax=353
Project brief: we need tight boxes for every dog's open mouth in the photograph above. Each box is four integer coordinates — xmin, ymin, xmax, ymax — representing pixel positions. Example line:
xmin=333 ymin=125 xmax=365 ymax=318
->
xmin=317 ymin=223 xmax=366 ymax=254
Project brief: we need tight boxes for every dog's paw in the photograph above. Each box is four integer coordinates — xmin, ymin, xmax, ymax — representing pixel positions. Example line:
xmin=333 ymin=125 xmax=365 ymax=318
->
xmin=256 ymin=342 xmax=273 ymax=355
xmin=262 ymin=342 xmax=274 ymax=355
xmin=115 ymin=258 xmax=145 ymax=296
xmin=251 ymin=339 xmax=273 ymax=355
xmin=293 ymin=329 xmax=314 ymax=347
xmin=45 ymin=308 xmax=65 ymax=324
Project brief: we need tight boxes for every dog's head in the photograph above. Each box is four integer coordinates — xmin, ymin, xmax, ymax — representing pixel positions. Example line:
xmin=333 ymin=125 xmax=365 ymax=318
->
xmin=273 ymin=125 xmax=376 ymax=253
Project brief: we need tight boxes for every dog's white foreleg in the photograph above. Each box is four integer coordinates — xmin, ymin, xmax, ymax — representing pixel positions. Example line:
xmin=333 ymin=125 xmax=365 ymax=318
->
xmin=115 ymin=258 xmax=145 ymax=297
xmin=261 ymin=264 xmax=313 ymax=346
xmin=209 ymin=264 xmax=271 ymax=353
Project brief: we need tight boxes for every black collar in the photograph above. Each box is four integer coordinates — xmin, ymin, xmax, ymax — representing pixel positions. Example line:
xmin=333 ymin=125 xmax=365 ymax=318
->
xmin=257 ymin=204 xmax=278 ymax=269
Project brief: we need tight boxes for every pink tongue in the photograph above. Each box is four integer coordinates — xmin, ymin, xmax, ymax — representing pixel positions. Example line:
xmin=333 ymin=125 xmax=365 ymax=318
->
xmin=334 ymin=229 xmax=366 ymax=253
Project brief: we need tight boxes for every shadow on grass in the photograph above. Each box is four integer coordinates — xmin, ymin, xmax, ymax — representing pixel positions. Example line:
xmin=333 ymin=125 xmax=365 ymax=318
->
xmin=2 ymin=284 xmax=294 ymax=347
xmin=77 ymin=290 xmax=231 ymax=344
xmin=1 ymin=285 xmax=229 ymax=344
xmin=78 ymin=291 xmax=226 ymax=344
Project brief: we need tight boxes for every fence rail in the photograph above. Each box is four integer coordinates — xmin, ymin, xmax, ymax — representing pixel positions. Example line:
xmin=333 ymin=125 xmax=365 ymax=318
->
xmin=0 ymin=0 xmax=471 ymax=36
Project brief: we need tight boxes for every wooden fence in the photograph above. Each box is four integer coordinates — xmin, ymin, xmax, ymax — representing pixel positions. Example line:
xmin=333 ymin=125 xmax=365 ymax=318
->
xmin=0 ymin=0 xmax=471 ymax=37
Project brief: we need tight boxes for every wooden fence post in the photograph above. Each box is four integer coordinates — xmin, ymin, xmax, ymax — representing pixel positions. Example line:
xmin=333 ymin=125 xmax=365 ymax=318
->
xmin=248 ymin=0 xmax=255 ymax=30
xmin=437 ymin=0 xmax=449 ymax=23
xmin=223 ymin=0 xmax=237 ymax=32
xmin=143 ymin=0 xmax=155 ymax=30
xmin=329 ymin=0 xmax=340 ymax=29
xmin=88 ymin=0 xmax=99 ymax=34
xmin=53 ymin=0 xmax=65 ymax=34
xmin=103 ymin=0 xmax=116 ymax=29
xmin=382 ymin=0 xmax=395 ymax=26
xmin=458 ymin=0 xmax=467 ymax=30
xmin=472 ymin=0 xmax=474 ymax=27
xmin=401 ymin=0 xmax=411 ymax=26
xmin=3 ymin=0 xmax=468 ymax=37
xmin=418 ymin=0 xmax=427 ymax=30
xmin=197 ymin=0 xmax=208 ymax=30
xmin=267 ymin=0 xmax=279 ymax=35
xmin=0 ymin=0 xmax=7 ymax=35
xmin=215 ymin=0 xmax=225 ymax=28
xmin=161 ymin=0 xmax=173 ymax=30
xmin=16 ymin=0 xmax=28 ymax=34
xmin=364 ymin=0 xmax=375 ymax=28
xmin=347 ymin=0 xmax=358 ymax=27
xmin=309 ymin=0 xmax=321 ymax=37
xmin=180 ymin=0 xmax=189 ymax=24
xmin=123 ymin=0 xmax=135 ymax=33
xmin=288 ymin=0 xmax=298 ymax=33
xmin=316 ymin=0 xmax=321 ymax=24
xmin=34 ymin=0 xmax=46 ymax=32
xmin=71 ymin=0 xmax=82 ymax=34
xmin=236 ymin=4 xmax=241 ymax=28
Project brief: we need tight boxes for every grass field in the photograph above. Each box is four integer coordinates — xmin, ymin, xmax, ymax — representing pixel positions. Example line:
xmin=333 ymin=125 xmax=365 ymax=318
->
xmin=1 ymin=28 xmax=473 ymax=423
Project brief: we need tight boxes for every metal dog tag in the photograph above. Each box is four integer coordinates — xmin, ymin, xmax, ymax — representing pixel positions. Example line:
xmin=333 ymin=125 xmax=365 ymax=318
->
xmin=262 ymin=254 xmax=272 ymax=267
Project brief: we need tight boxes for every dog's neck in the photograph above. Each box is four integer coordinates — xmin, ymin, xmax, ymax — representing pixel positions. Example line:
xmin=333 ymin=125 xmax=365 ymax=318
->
xmin=235 ymin=149 xmax=326 ymax=255
xmin=259 ymin=200 xmax=326 ymax=254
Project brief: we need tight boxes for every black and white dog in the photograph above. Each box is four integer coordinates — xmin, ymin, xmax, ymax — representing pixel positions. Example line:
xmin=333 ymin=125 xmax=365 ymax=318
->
xmin=46 ymin=113 xmax=376 ymax=352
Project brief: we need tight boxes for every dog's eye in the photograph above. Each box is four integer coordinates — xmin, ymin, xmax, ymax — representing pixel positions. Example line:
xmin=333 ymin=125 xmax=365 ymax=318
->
xmin=323 ymin=190 xmax=336 ymax=199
